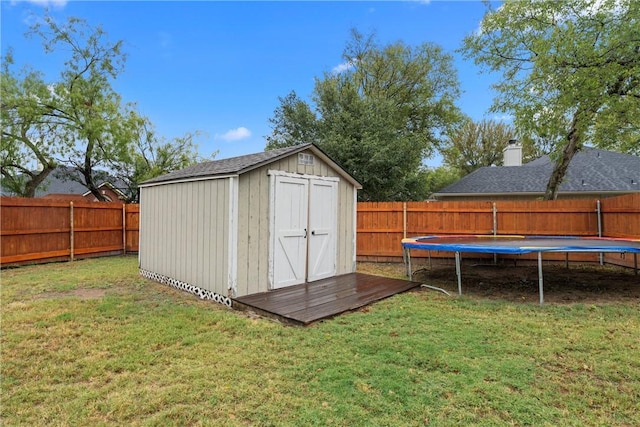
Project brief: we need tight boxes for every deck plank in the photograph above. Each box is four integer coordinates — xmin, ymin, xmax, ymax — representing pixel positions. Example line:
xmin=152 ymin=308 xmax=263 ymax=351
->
xmin=233 ymin=273 xmax=421 ymax=325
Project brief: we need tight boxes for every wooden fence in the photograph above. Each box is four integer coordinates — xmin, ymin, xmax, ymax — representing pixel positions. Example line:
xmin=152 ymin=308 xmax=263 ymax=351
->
xmin=2 ymin=193 xmax=638 ymax=268
xmin=357 ymin=193 xmax=640 ymax=268
xmin=1 ymin=198 xmax=139 ymax=266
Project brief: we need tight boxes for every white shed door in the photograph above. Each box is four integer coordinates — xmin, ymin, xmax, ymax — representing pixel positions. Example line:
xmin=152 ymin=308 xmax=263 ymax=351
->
xmin=272 ymin=176 xmax=309 ymax=289
xmin=271 ymin=174 xmax=339 ymax=289
xmin=307 ymin=179 xmax=338 ymax=282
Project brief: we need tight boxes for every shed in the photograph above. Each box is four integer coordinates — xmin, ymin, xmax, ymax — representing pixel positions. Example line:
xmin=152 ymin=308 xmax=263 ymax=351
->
xmin=138 ymin=143 xmax=362 ymax=305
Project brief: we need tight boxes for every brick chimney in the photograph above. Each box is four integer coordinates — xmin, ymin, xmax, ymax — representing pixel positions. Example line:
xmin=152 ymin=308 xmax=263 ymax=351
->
xmin=503 ymin=139 xmax=522 ymax=167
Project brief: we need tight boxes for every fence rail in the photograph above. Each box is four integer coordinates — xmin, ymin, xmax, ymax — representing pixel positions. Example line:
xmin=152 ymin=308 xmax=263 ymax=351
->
xmin=1 ymin=198 xmax=139 ymax=266
xmin=2 ymin=193 xmax=638 ymax=268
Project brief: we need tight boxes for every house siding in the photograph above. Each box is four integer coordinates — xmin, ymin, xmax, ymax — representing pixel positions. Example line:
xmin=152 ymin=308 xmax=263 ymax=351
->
xmin=139 ymin=178 xmax=230 ymax=295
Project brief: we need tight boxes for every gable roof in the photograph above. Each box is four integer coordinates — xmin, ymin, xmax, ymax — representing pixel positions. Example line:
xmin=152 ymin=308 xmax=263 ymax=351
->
xmin=434 ymin=148 xmax=640 ymax=197
xmin=140 ymin=143 xmax=362 ymax=188
xmin=33 ymin=166 xmax=126 ymax=199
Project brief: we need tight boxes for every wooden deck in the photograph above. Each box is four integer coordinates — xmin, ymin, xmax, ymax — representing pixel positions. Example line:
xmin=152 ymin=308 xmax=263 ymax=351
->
xmin=233 ymin=273 xmax=421 ymax=325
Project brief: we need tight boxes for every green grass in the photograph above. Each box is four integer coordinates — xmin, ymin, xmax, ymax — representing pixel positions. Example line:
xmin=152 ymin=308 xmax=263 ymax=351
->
xmin=2 ymin=256 xmax=639 ymax=426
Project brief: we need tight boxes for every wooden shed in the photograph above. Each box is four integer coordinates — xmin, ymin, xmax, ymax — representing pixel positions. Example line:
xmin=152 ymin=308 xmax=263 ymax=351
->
xmin=138 ymin=143 xmax=362 ymax=306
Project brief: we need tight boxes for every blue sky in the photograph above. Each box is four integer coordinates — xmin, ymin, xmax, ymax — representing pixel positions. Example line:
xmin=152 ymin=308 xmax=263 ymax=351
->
xmin=1 ymin=0 xmax=503 ymax=166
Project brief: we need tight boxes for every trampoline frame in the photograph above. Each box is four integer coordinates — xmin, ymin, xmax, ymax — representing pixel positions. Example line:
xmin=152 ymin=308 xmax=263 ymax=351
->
xmin=401 ymin=235 xmax=640 ymax=305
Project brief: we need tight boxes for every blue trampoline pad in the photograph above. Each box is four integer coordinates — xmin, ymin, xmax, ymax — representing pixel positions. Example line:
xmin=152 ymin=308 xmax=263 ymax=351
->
xmin=401 ymin=235 xmax=640 ymax=255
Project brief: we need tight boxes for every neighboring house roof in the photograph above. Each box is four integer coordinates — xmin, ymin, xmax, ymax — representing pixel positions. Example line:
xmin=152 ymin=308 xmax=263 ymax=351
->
xmin=141 ymin=143 xmax=363 ymax=188
xmin=34 ymin=166 xmax=126 ymax=199
xmin=434 ymin=148 xmax=640 ymax=198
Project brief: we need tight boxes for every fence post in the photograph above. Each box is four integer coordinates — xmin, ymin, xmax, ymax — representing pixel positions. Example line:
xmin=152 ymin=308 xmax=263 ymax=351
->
xmin=597 ymin=199 xmax=603 ymax=265
xmin=122 ymin=204 xmax=127 ymax=255
xmin=492 ymin=202 xmax=497 ymax=236
xmin=403 ymin=202 xmax=407 ymax=239
xmin=492 ymin=202 xmax=497 ymax=264
xmin=69 ymin=202 xmax=75 ymax=261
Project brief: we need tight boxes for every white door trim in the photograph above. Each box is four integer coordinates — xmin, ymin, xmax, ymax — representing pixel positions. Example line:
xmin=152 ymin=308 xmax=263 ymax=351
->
xmin=227 ymin=176 xmax=239 ymax=297
xmin=268 ymin=170 xmax=341 ymax=289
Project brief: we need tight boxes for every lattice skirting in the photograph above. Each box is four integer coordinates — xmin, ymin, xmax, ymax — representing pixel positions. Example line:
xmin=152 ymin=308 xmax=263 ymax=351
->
xmin=140 ymin=269 xmax=232 ymax=308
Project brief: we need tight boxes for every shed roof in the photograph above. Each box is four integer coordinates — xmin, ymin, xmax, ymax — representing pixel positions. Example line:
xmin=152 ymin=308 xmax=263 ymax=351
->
xmin=434 ymin=148 xmax=640 ymax=197
xmin=140 ymin=143 xmax=362 ymax=188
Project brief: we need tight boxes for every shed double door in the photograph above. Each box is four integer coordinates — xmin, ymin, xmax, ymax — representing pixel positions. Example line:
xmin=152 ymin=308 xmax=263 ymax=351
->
xmin=272 ymin=175 xmax=338 ymax=289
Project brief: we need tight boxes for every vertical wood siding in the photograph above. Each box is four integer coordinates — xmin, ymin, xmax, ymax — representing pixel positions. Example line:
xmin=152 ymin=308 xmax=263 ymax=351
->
xmin=139 ymin=179 xmax=229 ymax=295
xmin=235 ymin=149 xmax=357 ymax=296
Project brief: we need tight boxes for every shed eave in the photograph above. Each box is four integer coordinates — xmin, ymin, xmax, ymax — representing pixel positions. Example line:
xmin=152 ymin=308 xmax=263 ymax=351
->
xmin=138 ymin=174 xmax=239 ymax=188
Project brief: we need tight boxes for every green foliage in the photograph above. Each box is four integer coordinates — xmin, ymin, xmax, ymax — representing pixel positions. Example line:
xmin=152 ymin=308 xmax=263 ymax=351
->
xmin=441 ymin=118 xmax=517 ymax=174
xmin=23 ymin=15 xmax=138 ymax=201
xmin=423 ymin=165 xmax=461 ymax=196
xmin=265 ymin=91 xmax=319 ymax=150
xmin=0 ymin=50 xmax=59 ymax=196
xmin=267 ymin=30 xmax=462 ymax=201
xmin=461 ymin=0 xmax=640 ymax=198
xmin=1 ymin=14 xmax=206 ymax=200
xmin=113 ymin=118 xmax=212 ymax=202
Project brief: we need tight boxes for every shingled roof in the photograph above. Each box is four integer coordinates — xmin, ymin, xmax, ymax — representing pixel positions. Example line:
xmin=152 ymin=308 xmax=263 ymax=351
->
xmin=141 ymin=143 xmax=362 ymax=188
xmin=34 ymin=166 xmax=126 ymax=198
xmin=434 ymin=148 xmax=640 ymax=198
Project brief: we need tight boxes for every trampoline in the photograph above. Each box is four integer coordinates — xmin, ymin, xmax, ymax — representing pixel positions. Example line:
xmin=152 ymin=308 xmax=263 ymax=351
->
xmin=401 ymin=235 xmax=640 ymax=305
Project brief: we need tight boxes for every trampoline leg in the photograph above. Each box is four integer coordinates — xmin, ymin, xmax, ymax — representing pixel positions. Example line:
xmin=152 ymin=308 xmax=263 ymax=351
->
xmin=455 ymin=251 xmax=462 ymax=296
xmin=405 ymin=248 xmax=412 ymax=279
xmin=538 ymin=252 xmax=544 ymax=306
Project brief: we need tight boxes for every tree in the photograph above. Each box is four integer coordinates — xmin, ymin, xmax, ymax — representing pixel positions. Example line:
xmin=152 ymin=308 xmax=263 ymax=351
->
xmin=266 ymin=30 xmax=461 ymax=201
xmin=461 ymin=0 xmax=640 ymax=199
xmin=114 ymin=119 xmax=213 ymax=202
xmin=2 ymin=15 xmax=207 ymax=201
xmin=423 ymin=166 xmax=461 ymax=197
xmin=440 ymin=118 xmax=516 ymax=174
xmin=265 ymin=91 xmax=318 ymax=150
xmin=1 ymin=51 xmax=60 ymax=197
xmin=28 ymin=15 xmax=140 ymax=201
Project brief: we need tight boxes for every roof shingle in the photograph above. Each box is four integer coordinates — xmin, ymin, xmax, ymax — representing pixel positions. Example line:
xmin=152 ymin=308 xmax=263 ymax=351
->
xmin=141 ymin=144 xmax=313 ymax=185
xmin=436 ymin=148 xmax=640 ymax=196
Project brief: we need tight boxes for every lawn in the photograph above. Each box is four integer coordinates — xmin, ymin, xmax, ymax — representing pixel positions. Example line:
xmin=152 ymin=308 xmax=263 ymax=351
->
xmin=2 ymin=256 xmax=639 ymax=426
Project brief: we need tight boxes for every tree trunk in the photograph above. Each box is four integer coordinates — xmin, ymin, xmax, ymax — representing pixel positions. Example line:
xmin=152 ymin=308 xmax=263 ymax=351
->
xmin=543 ymin=114 xmax=582 ymax=200
xmin=82 ymin=140 xmax=109 ymax=202
xmin=82 ymin=168 xmax=108 ymax=201
xmin=23 ymin=166 xmax=55 ymax=198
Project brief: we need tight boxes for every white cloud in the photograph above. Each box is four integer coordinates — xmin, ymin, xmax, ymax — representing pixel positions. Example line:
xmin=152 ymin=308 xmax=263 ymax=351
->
xmin=492 ymin=114 xmax=514 ymax=123
xmin=331 ymin=61 xmax=355 ymax=75
xmin=215 ymin=127 xmax=252 ymax=141
xmin=13 ymin=0 xmax=68 ymax=7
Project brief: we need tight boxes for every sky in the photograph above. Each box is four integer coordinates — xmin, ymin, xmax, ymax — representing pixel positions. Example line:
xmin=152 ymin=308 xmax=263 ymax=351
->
xmin=1 ymin=0 xmax=504 ymax=166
